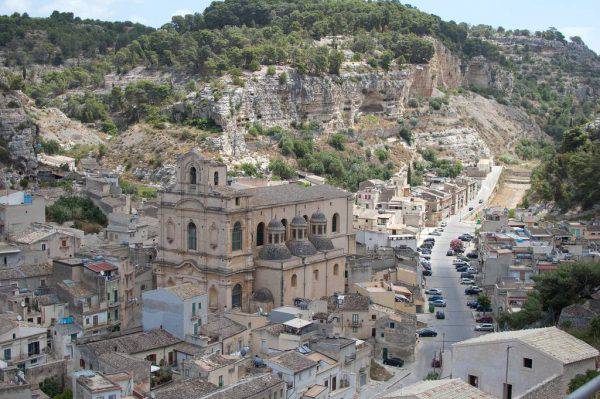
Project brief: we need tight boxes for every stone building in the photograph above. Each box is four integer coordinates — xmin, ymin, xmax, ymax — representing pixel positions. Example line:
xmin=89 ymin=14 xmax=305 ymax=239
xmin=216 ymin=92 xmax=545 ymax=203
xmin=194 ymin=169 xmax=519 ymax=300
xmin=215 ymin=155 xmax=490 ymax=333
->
xmin=153 ymin=150 xmax=354 ymax=311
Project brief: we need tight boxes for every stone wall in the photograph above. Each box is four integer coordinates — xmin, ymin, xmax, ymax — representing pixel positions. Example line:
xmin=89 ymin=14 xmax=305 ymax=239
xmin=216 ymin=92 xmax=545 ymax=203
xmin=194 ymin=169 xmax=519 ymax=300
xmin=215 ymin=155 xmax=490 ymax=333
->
xmin=0 ymin=89 xmax=38 ymax=171
xmin=24 ymin=358 xmax=68 ymax=388
xmin=519 ymin=374 xmax=563 ymax=399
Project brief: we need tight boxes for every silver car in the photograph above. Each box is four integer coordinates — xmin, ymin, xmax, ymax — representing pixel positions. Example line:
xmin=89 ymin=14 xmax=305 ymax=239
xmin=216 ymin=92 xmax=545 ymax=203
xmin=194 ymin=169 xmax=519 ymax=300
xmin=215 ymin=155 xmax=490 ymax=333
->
xmin=474 ymin=323 xmax=494 ymax=332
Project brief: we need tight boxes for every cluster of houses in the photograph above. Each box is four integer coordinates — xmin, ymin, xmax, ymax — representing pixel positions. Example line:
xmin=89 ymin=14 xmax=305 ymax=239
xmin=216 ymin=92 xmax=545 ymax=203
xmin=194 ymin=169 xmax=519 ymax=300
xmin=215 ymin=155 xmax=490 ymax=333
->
xmin=353 ymin=165 xmax=480 ymax=250
xmin=0 ymin=150 xmax=429 ymax=399
xmin=474 ymin=207 xmax=600 ymax=321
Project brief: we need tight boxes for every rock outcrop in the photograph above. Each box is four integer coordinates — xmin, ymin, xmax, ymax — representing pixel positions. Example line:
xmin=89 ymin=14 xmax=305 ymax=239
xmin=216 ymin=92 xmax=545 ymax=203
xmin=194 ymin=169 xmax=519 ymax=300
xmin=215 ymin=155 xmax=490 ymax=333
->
xmin=188 ymin=40 xmax=464 ymax=155
xmin=0 ymin=83 xmax=38 ymax=171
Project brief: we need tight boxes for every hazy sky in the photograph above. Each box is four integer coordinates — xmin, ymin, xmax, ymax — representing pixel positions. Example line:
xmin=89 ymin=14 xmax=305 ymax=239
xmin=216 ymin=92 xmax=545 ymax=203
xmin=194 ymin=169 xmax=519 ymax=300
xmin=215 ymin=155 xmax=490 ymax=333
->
xmin=1 ymin=0 xmax=598 ymax=53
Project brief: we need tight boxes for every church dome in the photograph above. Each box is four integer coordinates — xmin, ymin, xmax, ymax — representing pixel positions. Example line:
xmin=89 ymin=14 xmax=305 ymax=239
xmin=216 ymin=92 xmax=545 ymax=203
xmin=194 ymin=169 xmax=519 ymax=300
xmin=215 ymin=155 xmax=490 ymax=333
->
xmin=252 ymin=288 xmax=274 ymax=303
xmin=310 ymin=211 xmax=327 ymax=223
xmin=309 ymin=235 xmax=335 ymax=251
xmin=267 ymin=219 xmax=285 ymax=231
xmin=291 ymin=215 xmax=308 ymax=227
xmin=258 ymin=244 xmax=292 ymax=261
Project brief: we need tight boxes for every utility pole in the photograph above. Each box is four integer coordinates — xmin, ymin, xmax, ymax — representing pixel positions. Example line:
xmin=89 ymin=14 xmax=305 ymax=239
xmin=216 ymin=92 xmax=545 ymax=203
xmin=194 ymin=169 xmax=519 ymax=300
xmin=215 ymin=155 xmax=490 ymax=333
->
xmin=504 ymin=345 xmax=512 ymax=399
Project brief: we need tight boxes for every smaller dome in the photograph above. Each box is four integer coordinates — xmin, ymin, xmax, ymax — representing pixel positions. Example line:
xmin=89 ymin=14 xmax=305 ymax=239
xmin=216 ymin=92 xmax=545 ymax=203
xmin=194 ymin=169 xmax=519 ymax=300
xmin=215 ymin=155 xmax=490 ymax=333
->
xmin=291 ymin=215 xmax=308 ymax=227
xmin=310 ymin=211 xmax=327 ymax=223
xmin=309 ymin=235 xmax=335 ymax=251
xmin=267 ymin=219 xmax=285 ymax=231
xmin=252 ymin=288 xmax=274 ymax=303
xmin=287 ymin=240 xmax=317 ymax=257
xmin=259 ymin=244 xmax=292 ymax=260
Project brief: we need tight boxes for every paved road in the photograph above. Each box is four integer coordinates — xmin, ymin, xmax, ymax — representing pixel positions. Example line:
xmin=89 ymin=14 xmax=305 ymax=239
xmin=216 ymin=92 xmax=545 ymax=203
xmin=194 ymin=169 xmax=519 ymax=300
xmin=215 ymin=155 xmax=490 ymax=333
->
xmin=366 ymin=166 xmax=504 ymax=396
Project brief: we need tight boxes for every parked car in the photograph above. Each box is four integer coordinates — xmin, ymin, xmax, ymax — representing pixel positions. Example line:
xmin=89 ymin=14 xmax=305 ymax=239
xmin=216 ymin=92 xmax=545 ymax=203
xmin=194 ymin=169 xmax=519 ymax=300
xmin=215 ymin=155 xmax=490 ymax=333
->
xmin=468 ymin=207 xmax=474 ymax=211
xmin=417 ymin=328 xmax=438 ymax=337
xmin=459 ymin=234 xmax=471 ymax=242
xmin=457 ymin=255 xmax=470 ymax=262
xmin=460 ymin=272 xmax=475 ymax=279
xmin=420 ymin=260 xmax=431 ymax=267
xmin=383 ymin=357 xmax=405 ymax=367
xmin=467 ymin=251 xmax=478 ymax=259
xmin=436 ymin=310 xmax=445 ymax=319
xmin=456 ymin=266 xmax=468 ymax=272
xmin=465 ymin=287 xmax=481 ymax=295
xmin=425 ymin=288 xmax=442 ymax=295
xmin=474 ymin=323 xmax=494 ymax=332
xmin=467 ymin=300 xmax=479 ymax=308
xmin=421 ymin=248 xmax=432 ymax=255
xmin=422 ymin=264 xmax=432 ymax=271
xmin=422 ymin=270 xmax=432 ymax=276
xmin=424 ymin=237 xmax=435 ymax=243
xmin=428 ymin=295 xmax=443 ymax=302
xmin=479 ymin=199 xmax=484 ymax=204
xmin=446 ymin=250 xmax=454 ymax=256
xmin=430 ymin=231 xmax=441 ymax=236
xmin=432 ymin=299 xmax=447 ymax=307
xmin=466 ymin=267 xmax=477 ymax=274
xmin=421 ymin=255 xmax=431 ymax=260
xmin=476 ymin=316 xmax=494 ymax=323
xmin=461 ymin=278 xmax=475 ymax=285
xmin=441 ymin=222 xmax=447 ymax=227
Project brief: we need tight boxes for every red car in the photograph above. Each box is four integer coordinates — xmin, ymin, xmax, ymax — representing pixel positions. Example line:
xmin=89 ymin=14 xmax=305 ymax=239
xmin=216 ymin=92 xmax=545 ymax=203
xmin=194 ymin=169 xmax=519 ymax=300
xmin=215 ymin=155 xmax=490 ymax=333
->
xmin=476 ymin=316 xmax=493 ymax=323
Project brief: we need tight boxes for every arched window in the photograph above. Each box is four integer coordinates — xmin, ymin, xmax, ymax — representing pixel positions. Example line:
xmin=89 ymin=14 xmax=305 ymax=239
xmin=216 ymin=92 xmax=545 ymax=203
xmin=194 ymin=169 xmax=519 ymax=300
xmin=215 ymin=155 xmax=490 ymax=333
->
xmin=333 ymin=264 xmax=339 ymax=275
xmin=213 ymin=171 xmax=219 ymax=186
xmin=189 ymin=167 xmax=197 ymax=185
xmin=313 ymin=269 xmax=319 ymax=281
xmin=291 ymin=274 xmax=297 ymax=287
xmin=232 ymin=284 xmax=242 ymax=309
xmin=232 ymin=222 xmax=242 ymax=251
xmin=187 ymin=222 xmax=197 ymax=250
xmin=332 ymin=213 xmax=339 ymax=233
xmin=256 ymin=222 xmax=265 ymax=246
xmin=281 ymin=219 xmax=287 ymax=241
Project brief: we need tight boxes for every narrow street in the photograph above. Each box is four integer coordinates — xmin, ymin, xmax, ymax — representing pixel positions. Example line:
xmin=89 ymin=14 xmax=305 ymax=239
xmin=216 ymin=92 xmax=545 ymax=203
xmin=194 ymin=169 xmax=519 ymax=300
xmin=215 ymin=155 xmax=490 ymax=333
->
xmin=364 ymin=166 xmax=503 ymax=398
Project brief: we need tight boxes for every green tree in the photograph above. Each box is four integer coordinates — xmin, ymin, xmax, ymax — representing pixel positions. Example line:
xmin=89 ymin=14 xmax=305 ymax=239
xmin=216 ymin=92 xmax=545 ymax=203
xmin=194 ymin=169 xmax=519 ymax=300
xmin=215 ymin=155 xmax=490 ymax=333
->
xmin=40 ymin=378 xmax=62 ymax=398
xmin=477 ymin=293 xmax=491 ymax=311
xmin=569 ymin=370 xmax=600 ymax=393
xmin=328 ymin=133 xmax=346 ymax=151
xmin=269 ymin=158 xmax=297 ymax=180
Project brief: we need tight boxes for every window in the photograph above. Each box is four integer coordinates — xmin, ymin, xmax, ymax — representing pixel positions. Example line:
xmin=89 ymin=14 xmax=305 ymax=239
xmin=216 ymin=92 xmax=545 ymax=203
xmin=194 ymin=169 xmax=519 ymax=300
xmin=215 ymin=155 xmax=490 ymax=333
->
xmin=389 ymin=322 xmax=395 ymax=329
xmin=235 ymin=197 xmax=240 ymax=206
xmin=61 ymin=239 xmax=67 ymax=247
xmin=503 ymin=383 xmax=513 ymax=399
xmin=192 ymin=303 xmax=196 ymax=316
xmin=291 ymin=274 xmax=297 ymax=287
xmin=256 ymin=222 xmax=265 ymax=246
xmin=468 ymin=375 xmax=479 ymax=387
xmin=523 ymin=358 xmax=532 ymax=368
xmin=232 ymin=222 xmax=242 ymax=251
xmin=188 ymin=222 xmax=197 ymax=250
xmin=371 ymin=314 xmax=376 ymax=320
xmin=380 ymin=332 xmax=384 ymax=338
xmin=313 ymin=270 xmax=319 ymax=281
xmin=352 ymin=314 xmax=359 ymax=324
xmin=332 ymin=213 xmax=339 ymax=233
xmin=3 ymin=348 xmax=10 ymax=360
xmin=2 ymin=257 xmax=5 ymax=265
xmin=28 ymin=341 xmax=40 ymax=356
xmin=41 ymin=243 xmax=46 ymax=251
xmin=109 ymin=395 xmax=117 ymax=399
xmin=190 ymin=167 xmax=197 ymax=185
xmin=214 ymin=171 xmax=219 ymax=186
xmin=333 ymin=264 xmax=339 ymax=275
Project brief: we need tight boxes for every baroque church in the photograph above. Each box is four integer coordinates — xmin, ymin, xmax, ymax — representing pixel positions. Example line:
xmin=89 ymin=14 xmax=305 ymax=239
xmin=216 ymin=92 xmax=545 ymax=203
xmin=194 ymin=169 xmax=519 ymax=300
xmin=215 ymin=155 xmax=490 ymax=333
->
xmin=153 ymin=150 xmax=355 ymax=311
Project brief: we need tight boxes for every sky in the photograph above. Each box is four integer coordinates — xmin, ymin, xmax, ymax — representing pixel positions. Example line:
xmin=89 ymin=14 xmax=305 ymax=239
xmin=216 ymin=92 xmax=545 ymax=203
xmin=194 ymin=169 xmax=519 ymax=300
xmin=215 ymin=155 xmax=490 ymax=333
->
xmin=1 ymin=0 xmax=598 ymax=53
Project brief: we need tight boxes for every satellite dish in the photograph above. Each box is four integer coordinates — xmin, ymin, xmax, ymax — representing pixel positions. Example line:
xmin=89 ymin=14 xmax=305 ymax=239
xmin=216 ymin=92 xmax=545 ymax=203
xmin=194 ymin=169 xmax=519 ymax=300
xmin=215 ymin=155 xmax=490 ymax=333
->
xmin=100 ymin=271 xmax=105 ymax=276
xmin=20 ymin=301 xmax=26 ymax=307
xmin=16 ymin=315 xmax=22 ymax=321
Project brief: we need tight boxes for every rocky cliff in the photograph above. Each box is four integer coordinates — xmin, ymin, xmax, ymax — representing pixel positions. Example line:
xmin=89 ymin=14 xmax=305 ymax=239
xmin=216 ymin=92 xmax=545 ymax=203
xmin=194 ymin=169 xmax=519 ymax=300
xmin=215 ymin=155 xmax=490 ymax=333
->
xmin=0 ymin=79 xmax=38 ymax=171
xmin=184 ymin=40 xmax=521 ymax=156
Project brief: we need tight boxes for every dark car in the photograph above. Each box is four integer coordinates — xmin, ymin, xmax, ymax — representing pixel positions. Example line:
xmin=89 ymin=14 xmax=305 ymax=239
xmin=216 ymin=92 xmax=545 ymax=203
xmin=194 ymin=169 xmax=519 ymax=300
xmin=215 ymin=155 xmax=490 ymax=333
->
xmin=383 ymin=357 xmax=404 ymax=367
xmin=428 ymin=295 xmax=443 ymax=302
xmin=424 ymin=238 xmax=435 ymax=243
xmin=460 ymin=272 xmax=475 ymax=279
xmin=456 ymin=266 xmax=468 ymax=273
xmin=468 ymin=207 xmax=474 ymax=211
xmin=417 ymin=328 xmax=438 ymax=337
xmin=436 ymin=310 xmax=445 ymax=319
xmin=467 ymin=251 xmax=478 ymax=259
xmin=422 ymin=264 xmax=432 ymax=271
xmin=421 ymin=243 xmax=433 ymax=250
xmin=476 ymin=316 xmax=494 ymax=323
xmin=422 ymin=270 xmax=432 ymax=276
xmin=446 ymin=249 xmax=454 ymax=256
xmin=467 ymin=300 xmax=479 ymax=308
xmin=465 ymin=288 xmax=480 ymax=295
xmin=421 ymin=248 xmax=432 ymax=255
xmin=459 ymin=235 xmax=471 ymax=242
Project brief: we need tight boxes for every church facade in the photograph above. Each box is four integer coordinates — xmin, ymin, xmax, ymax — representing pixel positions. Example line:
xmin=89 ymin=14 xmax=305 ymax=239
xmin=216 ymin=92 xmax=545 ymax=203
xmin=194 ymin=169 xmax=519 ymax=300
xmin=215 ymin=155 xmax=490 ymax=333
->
xmin=153 ymin=150 xmax=355 ymax=312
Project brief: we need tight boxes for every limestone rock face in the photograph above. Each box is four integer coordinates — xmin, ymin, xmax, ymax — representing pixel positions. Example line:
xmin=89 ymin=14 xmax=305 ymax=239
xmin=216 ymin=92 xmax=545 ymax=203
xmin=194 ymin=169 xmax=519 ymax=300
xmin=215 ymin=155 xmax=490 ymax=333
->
xmin=190 ymin=40 xmax=464 ymax=155
xmin=463 ymin=56 xmax=513 ymax=92
xmin=0 ymin=89 xmax=38 ymax=171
